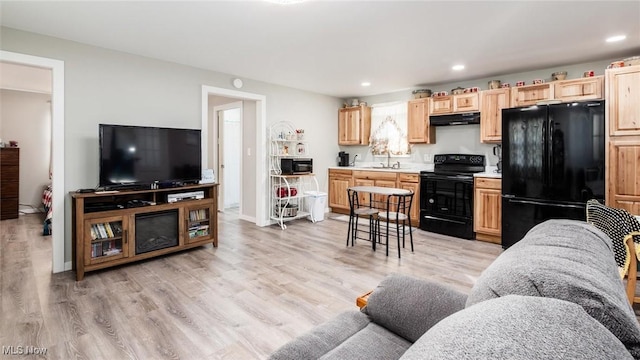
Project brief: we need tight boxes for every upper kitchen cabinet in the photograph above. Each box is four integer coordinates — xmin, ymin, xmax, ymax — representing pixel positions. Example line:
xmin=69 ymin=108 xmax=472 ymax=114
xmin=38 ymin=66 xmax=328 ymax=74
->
xmin=480 ymin=88 xmax=510 ymax=143
xmin=510 ymin=83 xmax=554 ymax=107
xmin=407 ymin=98 xmax=435 ymax=144
xmin=429 ymin=93 xmax=479 ymax=116
xmin=606 ymin=66 xmax=640 ymax=136
xmin=339 ymin=104 xmax=371 ymax=145
xmin=554 ymin=76 xmax=603 ymax=102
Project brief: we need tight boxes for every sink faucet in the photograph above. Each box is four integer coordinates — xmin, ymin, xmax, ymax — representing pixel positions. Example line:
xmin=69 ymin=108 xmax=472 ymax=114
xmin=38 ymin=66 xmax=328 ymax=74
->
xmin=392 ymin=161 xmax=401 ymax=169
xmin=349 ymin=154 xmax=358 ymax=166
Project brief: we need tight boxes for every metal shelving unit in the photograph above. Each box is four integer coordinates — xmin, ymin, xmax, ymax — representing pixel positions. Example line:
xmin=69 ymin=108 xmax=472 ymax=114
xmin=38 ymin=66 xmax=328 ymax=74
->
xmin=269 ymin=121 xmax=319 ymax=229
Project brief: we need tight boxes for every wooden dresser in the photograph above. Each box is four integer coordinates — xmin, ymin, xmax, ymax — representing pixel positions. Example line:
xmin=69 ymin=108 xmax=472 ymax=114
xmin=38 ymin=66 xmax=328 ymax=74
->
xmin=1 ymin=147 xmax=19 ymax=220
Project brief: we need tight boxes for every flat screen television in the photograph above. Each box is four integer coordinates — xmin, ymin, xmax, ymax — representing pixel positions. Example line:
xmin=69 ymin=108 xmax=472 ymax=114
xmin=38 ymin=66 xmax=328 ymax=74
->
xmin=99 ymin=124 xmax=201 ymax=188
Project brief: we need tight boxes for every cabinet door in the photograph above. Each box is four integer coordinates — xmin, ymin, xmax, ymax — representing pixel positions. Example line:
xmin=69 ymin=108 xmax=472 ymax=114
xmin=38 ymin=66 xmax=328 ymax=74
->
xmin=84 ymin=215 xmax=129 ymax=265
xmin=607 ymin=139 xmax=640 ymax=215
xmin=430 ymin=96 xmax=453 ymax=115
xmin=353 ymin=178 xmax=375 ymax=207
xmin=554 ymin=76 xmax=603 ymax=102
xmin=480 ymin=89 xmax=510 ymax=143
xmin=338 ymin=108 xmax=361 ymax=145
xmin=474 ymin=187 xmax=502 ymax=236
xmin=407 ymin=99 xmax=435 ymax=144
xmin=185 ymin=204 xmax=215 ymax=244
xmin=510 ymin=83 xmax=554 ymax=107
xmin=453 ymin=93 xmax=479 ymax=112
xmin=374 ymin=179 xmax=399 ymax=210
xmin=329 ymin=175 xmax=352 ymax=211
xmin=399 ymin=180 xmax=419 ymax=226
xmin=607 ymin=66 xmax=640 ymax=136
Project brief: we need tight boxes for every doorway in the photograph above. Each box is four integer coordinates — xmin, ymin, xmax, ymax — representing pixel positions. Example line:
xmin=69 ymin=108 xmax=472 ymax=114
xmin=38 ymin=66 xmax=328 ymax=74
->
xmin=214 ymin=102 xmax=243 ymax=212
xmin=201 ymin=85 xmax=267 ymax=226
xmin=0 ymin=51 xmax=65 ymax=273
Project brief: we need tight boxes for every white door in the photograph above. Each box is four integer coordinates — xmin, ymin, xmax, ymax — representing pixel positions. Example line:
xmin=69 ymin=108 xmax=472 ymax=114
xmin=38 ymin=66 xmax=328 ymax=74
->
xmin=217 ymin=106 xmax=242 ymax=210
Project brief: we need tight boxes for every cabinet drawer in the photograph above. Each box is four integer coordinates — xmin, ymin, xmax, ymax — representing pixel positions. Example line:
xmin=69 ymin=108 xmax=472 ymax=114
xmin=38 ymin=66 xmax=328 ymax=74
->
xmin=475 ymin=177 xmax=501 ymax=190
xmin=352 ymin=170 xmax=398 ymax=181
xmin=398 ymin=173 xmax=419 ymax=183
xmin=0 ymin=148 xmax=19 ymax=165
xmin=454 ymin=93 xmax=479 ymax=112
xmin=0 ymin=181 xmax=19 ymax=197
xmin=0 ymin=165 xmax=19 ymax=183
xmin=329 ymin=169 xmax=353 ymax=178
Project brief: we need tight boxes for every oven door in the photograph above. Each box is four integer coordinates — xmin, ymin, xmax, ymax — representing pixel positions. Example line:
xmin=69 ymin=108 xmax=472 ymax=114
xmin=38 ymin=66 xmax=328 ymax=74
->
xmin=420 ymin=174 xmax=474 ymax=239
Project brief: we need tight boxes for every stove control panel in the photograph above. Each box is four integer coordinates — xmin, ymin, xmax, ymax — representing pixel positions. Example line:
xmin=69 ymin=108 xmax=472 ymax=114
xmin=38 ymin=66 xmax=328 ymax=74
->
xmin=434 ymin=154 xmax=485 ymax=166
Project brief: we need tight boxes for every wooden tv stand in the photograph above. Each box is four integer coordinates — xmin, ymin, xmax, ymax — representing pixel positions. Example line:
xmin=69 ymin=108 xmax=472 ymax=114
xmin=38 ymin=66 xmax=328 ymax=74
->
xmin=71 ymin=184 xmax=218 ymax=280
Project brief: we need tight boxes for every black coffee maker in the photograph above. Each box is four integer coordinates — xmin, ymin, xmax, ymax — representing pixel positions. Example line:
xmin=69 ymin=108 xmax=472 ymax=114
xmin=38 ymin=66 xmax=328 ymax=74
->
xmin=338 ymin=151 xmax=350 ymax=167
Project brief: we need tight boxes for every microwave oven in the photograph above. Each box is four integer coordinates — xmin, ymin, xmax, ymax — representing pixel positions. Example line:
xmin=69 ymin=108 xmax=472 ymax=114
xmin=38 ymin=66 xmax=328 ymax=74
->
xmin=280 ymin=158 xmax=313 ymax=174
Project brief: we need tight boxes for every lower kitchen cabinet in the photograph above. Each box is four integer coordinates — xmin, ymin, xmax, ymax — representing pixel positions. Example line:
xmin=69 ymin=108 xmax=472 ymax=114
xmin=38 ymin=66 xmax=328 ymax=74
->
xmin=474 ymin=177 xmax=502 ymax=244
xmin=607 ymin=139 xmax=640 ymax=215
xmin=398 ymin=173 xmax=420 ymax=226
xmin=329 ymin=169 xmax=353 ymax=213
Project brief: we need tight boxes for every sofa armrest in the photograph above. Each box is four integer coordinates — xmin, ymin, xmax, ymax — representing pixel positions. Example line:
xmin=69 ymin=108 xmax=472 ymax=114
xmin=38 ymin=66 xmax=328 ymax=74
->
xmin=362 ymin=274 xmax=467 ymax=343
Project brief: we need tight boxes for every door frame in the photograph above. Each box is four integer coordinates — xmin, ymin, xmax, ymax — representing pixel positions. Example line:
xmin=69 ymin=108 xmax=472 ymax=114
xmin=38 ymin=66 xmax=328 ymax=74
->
xmin=0 ymin=50 xmax=66 ymax=273
xmin=201 ymin=85 xmax=268 ymax=226
xmin=213 ymin=101 xmax=243 ymax=212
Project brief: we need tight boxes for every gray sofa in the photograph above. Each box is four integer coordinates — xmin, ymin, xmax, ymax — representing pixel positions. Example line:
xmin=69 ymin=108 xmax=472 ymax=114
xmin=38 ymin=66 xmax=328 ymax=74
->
xmin=270 ymin=220 xmax=640 ymax=359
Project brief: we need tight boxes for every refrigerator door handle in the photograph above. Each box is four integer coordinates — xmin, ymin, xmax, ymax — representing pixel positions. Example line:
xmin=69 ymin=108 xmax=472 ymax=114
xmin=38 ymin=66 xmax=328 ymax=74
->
xmin=547 ymin=117 xmax=554 ymax=188
xmin=507 ymin=198 xmax=585 ymax=209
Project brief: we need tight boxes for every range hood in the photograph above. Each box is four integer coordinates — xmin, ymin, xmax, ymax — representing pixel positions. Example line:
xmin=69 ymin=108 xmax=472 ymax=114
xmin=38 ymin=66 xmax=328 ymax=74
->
xmin=430 ymin=112 xmax=480 ymax=126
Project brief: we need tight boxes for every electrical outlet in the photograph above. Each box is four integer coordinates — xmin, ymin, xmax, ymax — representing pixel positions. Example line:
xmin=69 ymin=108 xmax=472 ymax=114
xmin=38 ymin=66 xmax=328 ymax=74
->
xmin=423 ymin=153 xmax=433 ymax=163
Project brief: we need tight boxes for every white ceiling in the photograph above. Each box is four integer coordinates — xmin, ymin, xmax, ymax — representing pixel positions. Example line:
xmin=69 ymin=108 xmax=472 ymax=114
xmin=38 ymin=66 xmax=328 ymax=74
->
xmin=2 ymin=1 xmax=639 ymax=98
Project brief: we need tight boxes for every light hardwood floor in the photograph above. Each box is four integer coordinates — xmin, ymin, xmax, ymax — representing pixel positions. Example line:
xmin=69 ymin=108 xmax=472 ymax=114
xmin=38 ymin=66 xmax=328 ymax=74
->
xmin=1 ymin=212 xmax=504 ymax=359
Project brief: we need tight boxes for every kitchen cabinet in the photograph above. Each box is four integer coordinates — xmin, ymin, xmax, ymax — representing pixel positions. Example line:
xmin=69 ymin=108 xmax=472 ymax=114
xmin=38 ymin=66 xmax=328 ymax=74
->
xmin=352 ymin=170 xmax=398 ymax=209
xmin=328 ymin=169 xmax=353 ymax=213
xmin=554 ymin=76 xmax=603 ymax=102
xmin=605 ymin=65 xmax=640 ymax=215
xmin=429 ymin=93 xmax=479 ymax=116
xmin=510 ymin=83 xmax=554 ymax=107
xmin=480 ymin=88 xmax=510 ymax=143
xmin=607 ymin=66 xmax=640 ymax=137
xmin=607 ymin=139 xmax=640 ymax=215
xmin=407 ymin=98 xmax=435 ymax=144
xmin=474 ymin=177 xmax=502 ymax=244
xmin=338 ymin=104 xmax=371 ymax=145
xmin=398 ymin=173 xmax=420 ymax=226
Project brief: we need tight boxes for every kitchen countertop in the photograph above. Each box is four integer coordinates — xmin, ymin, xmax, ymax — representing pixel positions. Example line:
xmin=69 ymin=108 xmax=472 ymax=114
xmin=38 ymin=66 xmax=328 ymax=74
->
xmin=329 ymin=164 xmax=503 ymax=177
xmin=473 ymin=166 xmax=502 ymax=178
xmin=328 ymin=164 xmax=433 ymax=174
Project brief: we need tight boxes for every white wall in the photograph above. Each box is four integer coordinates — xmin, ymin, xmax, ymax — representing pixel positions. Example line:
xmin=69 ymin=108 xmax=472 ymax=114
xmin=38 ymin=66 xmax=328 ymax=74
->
xmin=0 ymin=89 xmax=51 ymax=211
xmin=1 ymin=27 xmax=342 ymax=263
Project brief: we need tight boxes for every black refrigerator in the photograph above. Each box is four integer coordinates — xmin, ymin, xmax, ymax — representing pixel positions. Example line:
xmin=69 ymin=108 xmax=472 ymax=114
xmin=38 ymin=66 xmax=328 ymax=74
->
xmin=501 ymin=100 xmax=605 ymax=248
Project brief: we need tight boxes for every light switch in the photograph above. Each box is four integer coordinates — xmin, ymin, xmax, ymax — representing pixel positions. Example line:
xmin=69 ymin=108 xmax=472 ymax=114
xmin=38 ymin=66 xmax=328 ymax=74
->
xmin=247 ymin=147 xmax=251 ymax=156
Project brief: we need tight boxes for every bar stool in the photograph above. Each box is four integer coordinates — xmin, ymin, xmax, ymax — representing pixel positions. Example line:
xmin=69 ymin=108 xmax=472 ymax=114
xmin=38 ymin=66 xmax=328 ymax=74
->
xmin=347 ymin=188 xmax=378 ymax=248
xmin=376 ymin=191 xmax=414 ymax=258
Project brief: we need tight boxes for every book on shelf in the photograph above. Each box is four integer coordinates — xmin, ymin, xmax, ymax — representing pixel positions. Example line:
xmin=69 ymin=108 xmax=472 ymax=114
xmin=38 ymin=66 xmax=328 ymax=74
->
xmin=189 ymin=209 xmax=208 ymax=221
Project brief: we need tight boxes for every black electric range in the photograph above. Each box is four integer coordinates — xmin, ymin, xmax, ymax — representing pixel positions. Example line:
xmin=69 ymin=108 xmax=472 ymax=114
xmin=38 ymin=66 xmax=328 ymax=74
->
xmin=419 ymin=154 xmax=486 ymax=239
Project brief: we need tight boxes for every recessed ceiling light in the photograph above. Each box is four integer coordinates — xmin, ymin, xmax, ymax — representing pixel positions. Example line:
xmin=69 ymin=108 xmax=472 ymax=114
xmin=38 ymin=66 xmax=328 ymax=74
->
xmin=606 ymin=35 xmax=627 ymax=43
xmin=264 ymin=0 xmax=306 ymax=4
xmin=452 ymin=64 xmax=465 ymax=71
xmin=361 ymin=82 xmax=371 ymax=87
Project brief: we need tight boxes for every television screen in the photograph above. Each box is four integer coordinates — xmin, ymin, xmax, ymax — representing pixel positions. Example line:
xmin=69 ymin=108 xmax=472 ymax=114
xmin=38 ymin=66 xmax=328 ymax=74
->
xmin=99 ymin=124 xmax=201 ymax=187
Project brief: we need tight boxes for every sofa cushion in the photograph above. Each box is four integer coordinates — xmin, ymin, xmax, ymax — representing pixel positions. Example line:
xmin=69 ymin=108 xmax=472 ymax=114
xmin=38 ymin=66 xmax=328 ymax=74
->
xmin=401 ymin=295 xmax=633 ymax=359
xmin=363 ymin=274 xmax=467 ymax=343
xmin=466 ymin=219 xmax=640 ymax=358
xmin=319 ymin=322 xmax=411 ymax=360
xmin=269 ymin=311 xmax=371 ymax=360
